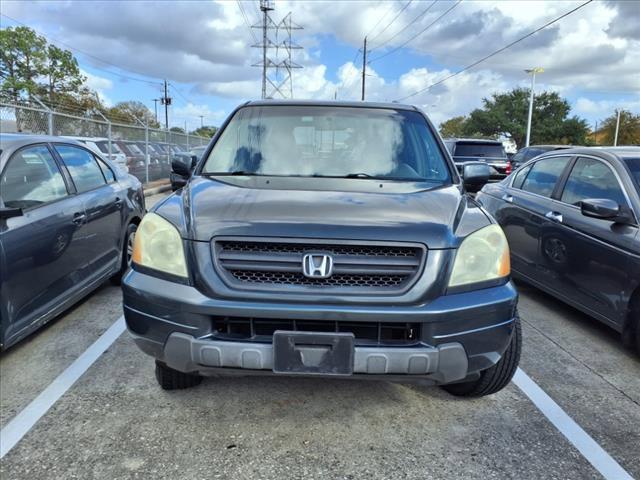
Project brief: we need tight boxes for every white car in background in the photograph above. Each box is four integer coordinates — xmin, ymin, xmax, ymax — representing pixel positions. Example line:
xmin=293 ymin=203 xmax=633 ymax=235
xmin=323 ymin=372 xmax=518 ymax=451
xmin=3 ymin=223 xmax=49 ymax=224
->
xmin=62 ymin=136 xmax=129 ymax=173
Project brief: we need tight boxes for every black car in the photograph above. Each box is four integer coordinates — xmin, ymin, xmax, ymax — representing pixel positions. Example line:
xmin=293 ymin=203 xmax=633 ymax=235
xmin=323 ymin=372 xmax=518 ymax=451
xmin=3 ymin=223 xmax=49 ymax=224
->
xmin=511 ymin=145 xmax=572 ymax=169
xmin=445 ymin=138 xmax=511 ymax=180
xmin=124 ymin=100 xmax=521 ymax=397
xmin=0 ymin=134 xmax=146 ymax=349
xmin=477 ymin=147 xmax=640 ymax=351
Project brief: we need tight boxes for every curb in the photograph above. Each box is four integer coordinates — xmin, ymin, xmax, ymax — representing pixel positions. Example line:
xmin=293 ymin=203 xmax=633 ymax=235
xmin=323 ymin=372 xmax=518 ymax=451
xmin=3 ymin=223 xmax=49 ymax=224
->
xmin=143 ymin=183 xmax=172 ymax=197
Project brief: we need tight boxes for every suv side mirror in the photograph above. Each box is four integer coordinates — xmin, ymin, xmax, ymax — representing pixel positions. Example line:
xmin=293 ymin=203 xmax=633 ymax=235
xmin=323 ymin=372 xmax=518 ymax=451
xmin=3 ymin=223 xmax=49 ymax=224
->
xmin=462 ymin=162 xmax=490 ymax=192
xmin=0 ymin=206 xmax=23 ymax=219
xmin=171 ymin=155 xmax=193 ymax=177
xmin=580 ymin=198 xmax=635 ymax=224
xmin=190 ymin=155 xmax=198 ymax=169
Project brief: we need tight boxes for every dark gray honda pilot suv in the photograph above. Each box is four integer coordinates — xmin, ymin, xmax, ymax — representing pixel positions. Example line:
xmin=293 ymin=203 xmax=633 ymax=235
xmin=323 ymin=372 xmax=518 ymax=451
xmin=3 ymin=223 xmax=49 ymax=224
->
xmin=123 ymin=101 xmax=520 ymax=397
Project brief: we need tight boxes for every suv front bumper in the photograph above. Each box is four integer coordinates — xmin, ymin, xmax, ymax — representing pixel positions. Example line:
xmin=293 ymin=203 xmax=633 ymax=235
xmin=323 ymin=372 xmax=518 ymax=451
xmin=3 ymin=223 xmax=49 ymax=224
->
xmin=123 ymin=270 xmax=518 ymax=383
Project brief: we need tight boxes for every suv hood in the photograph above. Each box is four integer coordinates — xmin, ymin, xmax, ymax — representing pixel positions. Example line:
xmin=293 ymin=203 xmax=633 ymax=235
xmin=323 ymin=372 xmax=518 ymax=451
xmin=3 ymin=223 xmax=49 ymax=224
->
xmin=155 ymin=177 xmax=490 ymax=249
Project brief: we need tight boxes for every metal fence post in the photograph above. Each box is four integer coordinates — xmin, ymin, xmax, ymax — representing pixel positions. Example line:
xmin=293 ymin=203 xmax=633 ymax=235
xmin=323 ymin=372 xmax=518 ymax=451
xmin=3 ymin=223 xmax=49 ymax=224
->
xmin=186 ymin=132 xmax=190 ymax=151
xmin=31 ymin=95 xmax=53 ymax=135
xmin=132 ymin=116 xmax=150 ymax=184
xmin=93 ymin=109 xmax=112 ymax=160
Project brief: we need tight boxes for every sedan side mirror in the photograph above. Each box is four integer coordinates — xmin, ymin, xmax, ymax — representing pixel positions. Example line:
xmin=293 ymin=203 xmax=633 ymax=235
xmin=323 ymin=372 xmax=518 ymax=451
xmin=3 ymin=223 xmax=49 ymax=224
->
xmin=0 ymin=206 xmax=23 ymax=219
xmin=462 ymin=162 xmax=491 ymax=193
xmin=580 ymin=198 xmax=635 ymax=224
xmin=190 ymin=155 xmax=198 ymax=169
xmin=171 ymin=155 xmax=193 ymax=178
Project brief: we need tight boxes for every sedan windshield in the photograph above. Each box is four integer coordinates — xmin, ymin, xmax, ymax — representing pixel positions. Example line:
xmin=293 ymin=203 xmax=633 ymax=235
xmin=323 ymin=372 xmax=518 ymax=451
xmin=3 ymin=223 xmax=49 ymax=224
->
xmin=202 ymin=105 xmax=451 ymax=183
xmin=624 ymin=157 xmax=640 ymax=190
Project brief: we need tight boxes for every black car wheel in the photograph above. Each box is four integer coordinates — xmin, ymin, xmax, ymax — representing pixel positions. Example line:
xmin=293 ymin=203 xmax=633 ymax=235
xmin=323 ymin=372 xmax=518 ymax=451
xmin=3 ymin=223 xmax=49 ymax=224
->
xmin=110 ymin=222 xmax=138 ymax=286
xmin=442 ymin=312 xmax=522 ymax=397
xmin=155 ymin=361 xmax=203 ymax=390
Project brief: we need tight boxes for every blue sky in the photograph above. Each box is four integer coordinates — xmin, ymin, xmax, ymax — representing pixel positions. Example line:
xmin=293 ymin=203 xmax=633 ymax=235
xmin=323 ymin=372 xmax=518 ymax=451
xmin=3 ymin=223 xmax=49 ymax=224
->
xmin=2 ymin=0 xmax=638 ymax=133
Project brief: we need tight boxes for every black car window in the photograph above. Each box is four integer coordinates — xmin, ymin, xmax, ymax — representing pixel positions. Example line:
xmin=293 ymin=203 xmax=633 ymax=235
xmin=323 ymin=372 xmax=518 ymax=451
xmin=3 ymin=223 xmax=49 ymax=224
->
xmin=55 ymin=145 xmax=106 ymax=192
xmin=512 ymin=150 xmax=526 ymax=163
xmin=520 ymin=157 xmax=570 ymax=197
xmin=524 ymin=147 xmax=546 ymax=161
xmin=97 ymin=157 xmax=116 ymax=183
xmin=511 ymin=164 xmax=532 ymax=189
xmin=454 ymin=143 xmax=505 ymax=158
xmin=1 ymin=145 xmax=68 ymax=209
xmin=561 ymin=157 xmax=628 ymax=207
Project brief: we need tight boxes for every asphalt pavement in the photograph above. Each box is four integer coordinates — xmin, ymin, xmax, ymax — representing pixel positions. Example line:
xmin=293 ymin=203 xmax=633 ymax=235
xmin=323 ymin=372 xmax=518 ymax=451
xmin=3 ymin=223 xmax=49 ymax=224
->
xmin=0 ymin=193 xmax=638 ymax=479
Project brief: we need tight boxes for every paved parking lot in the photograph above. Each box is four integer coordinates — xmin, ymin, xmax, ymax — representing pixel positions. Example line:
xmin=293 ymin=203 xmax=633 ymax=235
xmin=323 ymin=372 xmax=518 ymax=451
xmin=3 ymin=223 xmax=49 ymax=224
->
xmin=1 ymin=196 xmax=638 ymax=479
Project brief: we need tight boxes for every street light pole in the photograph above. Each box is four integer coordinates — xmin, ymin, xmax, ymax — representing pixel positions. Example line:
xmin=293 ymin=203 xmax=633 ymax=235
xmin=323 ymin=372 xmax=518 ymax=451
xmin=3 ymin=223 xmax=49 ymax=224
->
xmin=614 ymin=109 xmax=621 ymax=146
xmin=525 ymin=67 xmax=544 ymax=148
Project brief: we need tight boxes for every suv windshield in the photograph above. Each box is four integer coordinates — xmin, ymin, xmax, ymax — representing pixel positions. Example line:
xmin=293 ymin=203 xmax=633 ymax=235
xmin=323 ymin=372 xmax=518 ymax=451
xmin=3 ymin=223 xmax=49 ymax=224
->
xmin=202 ymin=105 xmax=451 ymax=183
xmin=454 ymin=142 xmax=505 ymax=158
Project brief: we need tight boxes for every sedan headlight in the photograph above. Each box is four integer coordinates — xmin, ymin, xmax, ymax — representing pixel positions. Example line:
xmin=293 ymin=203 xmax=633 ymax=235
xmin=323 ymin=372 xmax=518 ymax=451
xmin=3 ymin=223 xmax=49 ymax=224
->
xmin=131 ymin=213 xmax=188 ymax=278
xmin=448 ymin=224 xmax=510 ymax=288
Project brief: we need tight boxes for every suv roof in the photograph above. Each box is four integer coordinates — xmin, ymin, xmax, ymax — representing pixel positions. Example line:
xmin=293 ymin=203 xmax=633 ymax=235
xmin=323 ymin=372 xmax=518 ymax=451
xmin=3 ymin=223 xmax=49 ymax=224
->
xmin=445 ymin=138 xmax=503 ymax=145
xmin=245 ymin=99 xmax=418 ymax=112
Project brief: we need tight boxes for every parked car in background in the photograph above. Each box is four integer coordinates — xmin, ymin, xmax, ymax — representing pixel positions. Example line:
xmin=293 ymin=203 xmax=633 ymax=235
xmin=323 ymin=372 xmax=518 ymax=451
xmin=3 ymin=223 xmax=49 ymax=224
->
xmin=62 ymin=136 xmax=129 ymax=174
xmin=511 ymin=145 xmax=572 ymax=169
xmin=477 ymin=147 xmax=640 ymax=352
xmin=0 ymin=134 xmax=145 ymax=349
xmin=445 ymin=138 xmax=511 ymax=181
xmin=131 ymin=141 xmax=163 ymax=180
xmin=114 ymin=140 xmax=146 ymax=181
xmin=125 ymin=100 xmax=521 ymax=397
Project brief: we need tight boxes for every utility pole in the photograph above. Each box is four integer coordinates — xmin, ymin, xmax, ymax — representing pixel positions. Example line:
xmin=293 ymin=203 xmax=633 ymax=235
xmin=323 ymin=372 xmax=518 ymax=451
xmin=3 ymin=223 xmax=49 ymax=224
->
xmin=525 ymin=67 xmax=544 ymax=147
xmin=152 ymin=99 xmax=159 ymax=123
xmin=199 ymin=115 xmax=204 ymax=128
xmin=614 ymin=109 xmax=621 ymax=146
xmin=361 ymin=37 xmax=367 ymax=101
xmin=161 ymin=80 xmax=171 ymax=130
xmin=594 ymin=120 xmax=598 ymax=145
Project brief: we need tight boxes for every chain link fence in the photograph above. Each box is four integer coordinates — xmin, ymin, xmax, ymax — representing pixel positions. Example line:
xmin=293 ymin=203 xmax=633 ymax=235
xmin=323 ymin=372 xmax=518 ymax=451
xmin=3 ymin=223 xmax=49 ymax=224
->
xmin=0 ymin=98 xmax=210 ymax=185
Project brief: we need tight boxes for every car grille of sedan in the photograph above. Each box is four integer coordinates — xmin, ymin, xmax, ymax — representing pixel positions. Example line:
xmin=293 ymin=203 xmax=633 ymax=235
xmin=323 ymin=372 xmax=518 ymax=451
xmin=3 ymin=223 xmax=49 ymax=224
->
xmin=212 ymin=238 xmax=426 ymax=295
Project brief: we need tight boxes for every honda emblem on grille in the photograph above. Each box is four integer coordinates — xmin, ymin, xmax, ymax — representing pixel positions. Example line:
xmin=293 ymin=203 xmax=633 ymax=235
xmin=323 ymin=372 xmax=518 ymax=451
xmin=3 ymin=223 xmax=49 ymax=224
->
xmin=302 ymin=253 xmax=333 ymax=279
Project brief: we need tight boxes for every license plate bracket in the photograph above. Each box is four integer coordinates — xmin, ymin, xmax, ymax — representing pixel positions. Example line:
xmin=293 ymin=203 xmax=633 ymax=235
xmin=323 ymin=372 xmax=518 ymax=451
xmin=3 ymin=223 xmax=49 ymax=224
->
xmin=272 ymin=331 xmax=354 ymax=375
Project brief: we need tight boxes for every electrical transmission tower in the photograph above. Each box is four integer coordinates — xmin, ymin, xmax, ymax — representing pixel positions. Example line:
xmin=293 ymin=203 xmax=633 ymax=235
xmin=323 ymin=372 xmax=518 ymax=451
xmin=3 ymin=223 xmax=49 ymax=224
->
xmin=252 ymin=0 xmax=303 ymax=99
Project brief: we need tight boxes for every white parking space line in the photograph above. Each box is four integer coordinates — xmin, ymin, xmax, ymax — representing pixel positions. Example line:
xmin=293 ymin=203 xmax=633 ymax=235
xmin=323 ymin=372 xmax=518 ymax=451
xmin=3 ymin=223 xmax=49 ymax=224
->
xmin=0 ymin=316 xmax=125 ymax=459
xmin=513 ymin=368 xmax=634 ymax=480
xmin=0 ymin=322 xmax=634 ymax=480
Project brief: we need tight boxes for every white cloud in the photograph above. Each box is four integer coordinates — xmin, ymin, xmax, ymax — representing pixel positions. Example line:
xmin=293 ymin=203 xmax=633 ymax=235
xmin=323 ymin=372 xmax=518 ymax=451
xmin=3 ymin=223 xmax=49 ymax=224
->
xmin=171 ymin=103 xmax=226 ymax=128
xmin=80 ymin=69 xmax=113 ymax=106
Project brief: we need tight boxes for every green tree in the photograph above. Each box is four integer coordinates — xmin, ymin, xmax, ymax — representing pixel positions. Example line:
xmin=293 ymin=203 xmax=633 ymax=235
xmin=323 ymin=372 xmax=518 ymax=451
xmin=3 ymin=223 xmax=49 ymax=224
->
xmin=108 ymin=101 xmax=160 ymax=128
xmin=170 ymin=126 xmax=185 ymax=133
xmin=599 ymin=110 xmax=640 ymax=145
xmin=0 ymin=26 xmax=47 ymax=100
xmin=39 ymin=44 xmax=85 ymax=104
xmin=464 ymin=88 xmax=589 ymax=148
xmin=190 ymin=125 xmax=217 ymax=137
xmin=439 ymin=116 xmax=468 ymax=138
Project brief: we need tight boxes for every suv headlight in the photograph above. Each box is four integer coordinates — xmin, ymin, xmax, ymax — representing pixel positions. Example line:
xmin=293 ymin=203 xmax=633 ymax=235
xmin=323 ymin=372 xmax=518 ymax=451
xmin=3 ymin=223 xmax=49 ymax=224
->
xmin=131 ymin=213 xmax=188 ymax=278
xmin=448 ymin=224 xmax=510 ymax=288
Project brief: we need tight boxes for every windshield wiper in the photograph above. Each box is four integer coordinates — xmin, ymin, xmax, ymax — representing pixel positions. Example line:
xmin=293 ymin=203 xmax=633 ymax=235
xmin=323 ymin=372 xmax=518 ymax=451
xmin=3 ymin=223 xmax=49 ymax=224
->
xmin=202 ymin=170 xmax=262 ymax=176
xmin=344 ymin=173 xmax=376 ymax=178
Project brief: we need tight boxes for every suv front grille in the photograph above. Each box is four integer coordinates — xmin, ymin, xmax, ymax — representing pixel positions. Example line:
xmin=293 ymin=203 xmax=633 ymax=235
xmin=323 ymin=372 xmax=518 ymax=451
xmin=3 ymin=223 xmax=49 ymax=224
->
xmin=212 ymin=317 xmax=421 ymax=346
xmin=213 ymin=238 xmax=426 ymax=294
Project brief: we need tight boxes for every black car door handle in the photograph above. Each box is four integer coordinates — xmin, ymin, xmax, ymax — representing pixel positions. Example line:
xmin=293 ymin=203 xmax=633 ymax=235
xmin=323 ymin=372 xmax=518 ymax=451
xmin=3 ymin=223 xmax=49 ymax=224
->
xmin=544 ymin=211 xmax=563 ymax=223
xmin=72 ymin=212 xmax=86 ymax=224
xmin=114 ymin=197 xmax=123 ymax=207
xmin=502 ymin=194 xmax=513 ymax=203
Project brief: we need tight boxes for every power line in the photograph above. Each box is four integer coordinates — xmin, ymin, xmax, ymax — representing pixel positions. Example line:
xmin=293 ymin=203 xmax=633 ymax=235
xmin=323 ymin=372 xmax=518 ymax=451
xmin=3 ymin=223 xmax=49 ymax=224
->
xmin=364 ymin=1 xmax=396 ymax=39
xmin=395 ymin=0 xmax=594 ymax=102
xmin=236 ymin=0 xmax=259 ymax=43
xmin=369 ymin=0 xmax=461 ymax=64
xmin=1 ymin=13 xmax=163 ymax=86
xmin=367 ymin=0 xmax=413 ymax=44
xmin=369 ymin=0 xmax=437 ymax=52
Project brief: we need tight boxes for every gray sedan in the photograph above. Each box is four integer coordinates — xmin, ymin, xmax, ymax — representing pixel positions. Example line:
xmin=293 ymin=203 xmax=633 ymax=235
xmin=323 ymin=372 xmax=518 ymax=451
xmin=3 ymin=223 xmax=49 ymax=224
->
xmin=0 ymin=134 xmax=146 ymax=349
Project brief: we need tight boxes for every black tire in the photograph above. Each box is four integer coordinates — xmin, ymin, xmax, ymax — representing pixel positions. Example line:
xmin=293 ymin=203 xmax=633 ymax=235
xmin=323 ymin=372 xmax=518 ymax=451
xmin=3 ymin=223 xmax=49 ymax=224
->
xmin=442 ymin=312 xmax=522 ymax=397
xmin=155 ymin=361 xmax=203 ymax=390
xmin=110 ymin=223 xmax=137 ymax=285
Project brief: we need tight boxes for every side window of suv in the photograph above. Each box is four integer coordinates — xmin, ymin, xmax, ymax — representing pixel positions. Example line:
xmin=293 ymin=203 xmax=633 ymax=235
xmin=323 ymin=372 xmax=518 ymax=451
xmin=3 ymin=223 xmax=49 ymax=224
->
xmin=520 ymin=157 xmax=570 ymax=197
xmin=561 ymin=157 xmax=628 ymax=207
xmin=54 ymin=145 xmax=106 ymax=192
xmin=1 ymin=145 xmax=68 ymax=209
